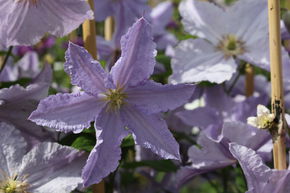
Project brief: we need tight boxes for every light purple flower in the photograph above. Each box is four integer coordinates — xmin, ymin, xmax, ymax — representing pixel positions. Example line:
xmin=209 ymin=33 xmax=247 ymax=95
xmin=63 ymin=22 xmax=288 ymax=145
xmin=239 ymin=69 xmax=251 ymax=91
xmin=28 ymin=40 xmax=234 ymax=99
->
xmin=229 ymin=143 xmax=290 ymax=193
xmin=0 ymin=64 xmax=56 ymax=147
xmin=0 ymin=0 xmax=93 ymax=47
xmin=0 ymin=122 xmax=86 ymax=193
xmin=169 ymin=0 xmax=289 ymax=84
xmin=176 ymin=121 xmax=270 ymax=188
xmin=29 ymin=18 xmax=195 ymax=187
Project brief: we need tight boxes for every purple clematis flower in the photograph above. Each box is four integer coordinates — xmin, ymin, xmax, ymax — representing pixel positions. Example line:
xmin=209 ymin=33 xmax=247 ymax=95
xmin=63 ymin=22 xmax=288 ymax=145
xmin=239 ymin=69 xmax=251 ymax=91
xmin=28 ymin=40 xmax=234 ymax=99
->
xmin=29 ymin=18 xmax=195 ymax=187
xmin=176 ymin=121 xmax=270 ymax=188
xmin=169 ymin=0 xmax=290 ymax=84
xmin=0 ymin=122 xmax=86 ymax=193
xmin=0 ymin=0 xmax=93 ymax=47
xmin=229 ymin=143 xmax=290 ymax=193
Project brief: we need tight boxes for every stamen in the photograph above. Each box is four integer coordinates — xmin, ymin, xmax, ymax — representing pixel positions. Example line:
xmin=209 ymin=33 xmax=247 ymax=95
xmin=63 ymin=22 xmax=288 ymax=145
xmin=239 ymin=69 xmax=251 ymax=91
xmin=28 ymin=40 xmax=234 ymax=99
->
xmin=0 ymin=171 xmax=30 ymax=193
xmin=216 ymin=34 xmax=246 ymax=59
xmin=104 ymin=88 xmax=127 ymax=111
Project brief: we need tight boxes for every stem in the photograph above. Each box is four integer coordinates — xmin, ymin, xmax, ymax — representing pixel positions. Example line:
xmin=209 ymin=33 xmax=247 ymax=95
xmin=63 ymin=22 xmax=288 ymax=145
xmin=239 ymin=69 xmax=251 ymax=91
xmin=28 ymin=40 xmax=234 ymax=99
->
xmin=82 ymin=0 xmax=105 ymax=192
xmin=104 ymin=16 xmax=114 ymax=41
xmin=245 ymin=63 xmax=254 ymax=97
xmin=82 ymin=0 xmax=97 ymax=60
xmin=0 ymin=46 xmax=13 ymax=74
xmin=268 ymin=0 xmax=287 ymax=169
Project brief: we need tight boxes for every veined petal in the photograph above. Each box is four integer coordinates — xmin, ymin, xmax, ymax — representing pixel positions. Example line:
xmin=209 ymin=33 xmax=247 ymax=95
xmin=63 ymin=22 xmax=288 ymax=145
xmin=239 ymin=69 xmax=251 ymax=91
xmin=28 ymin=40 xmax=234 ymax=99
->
xmin=0 ymin=122 xmax=27 ymax=175
xmin=2 ymin=0 xmax=93 ymax=46
xmin=121 ymin=105 xmax=180 ymax=160
xmin=179 ymin=0 xmax=227 ymax=44
xmin=169 ymin=39 xmax=236 ymax=84
xmin=29 ymin=92 xmax=106 ymax=133
xmin=229 ymin=143 xmax=290 ymax=193
xmin=110 ymin=18 xmax=156 ymax=88
xmin=65 ymin=42 xmax=111 ymax=95
xmin=18 ymin=142 xmax=86 ymax=193
xmin=126 ymin=80 xmax=195 ymax=114
xmin=151 ymin=1 xmax=173 ymax=35
xmin=93 ymin=0 xmax=114 ymax=21
xmin=82 ymin=110 xmax=128 ymax=187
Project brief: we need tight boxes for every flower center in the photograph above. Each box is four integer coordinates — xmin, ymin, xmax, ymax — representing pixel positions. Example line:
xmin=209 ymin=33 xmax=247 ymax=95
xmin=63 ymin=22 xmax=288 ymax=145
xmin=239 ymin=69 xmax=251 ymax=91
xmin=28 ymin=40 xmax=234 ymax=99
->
xmin=0 ymin=173 xmax=29 ymax=193
xmin=104 ymin=88 xmax=127 ymax=111
xmin=216 ymin=35 xmax=246 ymax=58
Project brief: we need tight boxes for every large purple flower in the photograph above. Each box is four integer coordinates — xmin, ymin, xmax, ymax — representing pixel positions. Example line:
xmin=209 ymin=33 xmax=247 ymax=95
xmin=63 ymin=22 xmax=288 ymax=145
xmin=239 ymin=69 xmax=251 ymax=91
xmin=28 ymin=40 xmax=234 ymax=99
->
xmin=229 ymin=143 xmax=290 ymax=193
xmin=169 ymin=0 xmax=290 ymax=84
xmin=0 ymin=122 xmax=86 ymax=193
xmin=29 ymin=18 xmax=195 ymax=187
xmin=0 ymin=0 xmax=93 ymax=47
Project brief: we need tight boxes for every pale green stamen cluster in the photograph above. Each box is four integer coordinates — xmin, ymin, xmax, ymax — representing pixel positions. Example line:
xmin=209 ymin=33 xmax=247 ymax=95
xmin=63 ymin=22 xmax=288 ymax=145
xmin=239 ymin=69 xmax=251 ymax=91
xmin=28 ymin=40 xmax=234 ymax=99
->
xmin=104 ymin=88 xmax=127 ymax=111
xmin=0 ymin=173 xmax=29 ymax=193
xmin=216 ymin=34 xmax=245 ymax=58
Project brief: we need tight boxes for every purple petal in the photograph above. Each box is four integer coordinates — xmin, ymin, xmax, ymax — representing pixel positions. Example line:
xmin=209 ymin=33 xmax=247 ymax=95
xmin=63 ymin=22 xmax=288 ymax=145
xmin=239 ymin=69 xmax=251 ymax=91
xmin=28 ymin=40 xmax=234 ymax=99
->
xmin=29 ymin=92 xmax=106 ymax=133
xmin=20 ymin=142 xmax=86 ymax=192
xmin=151 ymin=1 xmax=173 ymax=35
xmin=93 ymin=0 xmax=114 ymax=21
xmin=169 ymin=39 xmax=236 ymax=84
xmin=0 ymin=122 xmax=27 ymax=172
xmin=221 ymin=122 xmax=270 ymax=150
xmin=65 ymin=42 xmax=112 ymax=95
xmin=176 ymin=107 xmax=222 ymax=130
xmin=1 ymin=0 xmax=93 ymax=46
xmin=229 ymin=143 xmax=290 ymax=193
xmin=17 ymin=51 xmax=40 ymax=79
xmin=121 ymin=105 xmax=180 ymax=160
xmin=82 ymin=110 xmax=128 ymax=187
xmin=126 ymin=80 xmax=195 ymax=114
xmin=110 ymin=18 xmax=156 ymax=88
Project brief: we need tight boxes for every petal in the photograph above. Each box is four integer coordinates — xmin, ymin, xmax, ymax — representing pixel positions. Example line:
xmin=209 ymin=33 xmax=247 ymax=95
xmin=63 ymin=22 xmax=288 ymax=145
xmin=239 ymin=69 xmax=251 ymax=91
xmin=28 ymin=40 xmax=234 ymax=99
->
xmin=121 ymin=105 xmax=180 ymax=160
xmin=29 ymin=92 xmax=106 ymax=133
xmin=126 ymin=80 xmax=195 ymax=114
xmin=177 ymin=132 xmax=235 ymax=187
xmin=169 ymin=39 xmax=236 ymax=84
xmin=151 ymin=1 xmax=173 ymax=35
xmin=257 ymin=104 xmax=270 ymax=116
xmin=18 ymin=142 xmax=86 ymax=193
xmin=65 ymin=42 xmax=112 ymax=95
xmin=229 ymin=143 xmax=271 ymax=192
xmin=176 ymin=107 xmax=222 ymax=129
xmin=93 ymin=0 xmax=114 ymax=21
xmin=110 ymin=18 xmax=156 ymax=88
xmin=221 ymin=122 xmax=270 ymax=150
xmin=2 ymin=0 xmax=93 ymax=46
xmin=82 ymin=110 xmax=128 ymax=187
xmin=179 ymin=0 xmax=227 ymax=44
xmin=0 ymin=122 xmax=27 ymax=175
xmin=17 ymin=51 xmax=40 ymax=79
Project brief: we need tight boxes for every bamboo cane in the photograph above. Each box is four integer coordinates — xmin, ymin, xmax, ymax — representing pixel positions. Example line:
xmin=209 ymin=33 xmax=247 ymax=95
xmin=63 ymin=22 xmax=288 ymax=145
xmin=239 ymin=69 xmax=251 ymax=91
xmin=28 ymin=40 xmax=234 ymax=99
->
xmin=104 ymin=16 xmax=114 ymax=41
xmin=268 ymin=0 xmax=287 ymax=170
xmin=82 ymin=0 xmax=97 ymax=59
xmin=245 ymin=64 xmax=254 ymax=97
xmin=82 ymin=0 xmax=105 ymax=192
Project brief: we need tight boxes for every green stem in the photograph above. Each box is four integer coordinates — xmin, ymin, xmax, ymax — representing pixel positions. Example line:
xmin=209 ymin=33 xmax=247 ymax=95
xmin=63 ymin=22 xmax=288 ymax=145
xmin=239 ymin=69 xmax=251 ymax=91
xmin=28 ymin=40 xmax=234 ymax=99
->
xmin=0 ymin=46 xmax=13 ymax=74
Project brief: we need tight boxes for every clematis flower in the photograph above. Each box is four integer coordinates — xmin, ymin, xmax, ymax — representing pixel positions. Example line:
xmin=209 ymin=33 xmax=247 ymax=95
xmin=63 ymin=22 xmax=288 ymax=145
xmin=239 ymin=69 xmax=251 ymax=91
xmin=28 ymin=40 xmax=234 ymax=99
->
xmin=0 ymin=64 xmax=56 ymax=147
xmin=0 ymin=122 xmax=86 ymax=193
xmin=29 ymin=18 xmax=195 ymax=187
xmin=247 ymin=105 xmax=275 ymax=129
xmin=229 ymin=143 xmax=290 ymax=193
xmin=169 ymin=0 xmax=289 ymax=84
xmin=0 ymin=0 xmax=93 ymax=47
xmin=176 ymin=121 xmax=270 ymax=188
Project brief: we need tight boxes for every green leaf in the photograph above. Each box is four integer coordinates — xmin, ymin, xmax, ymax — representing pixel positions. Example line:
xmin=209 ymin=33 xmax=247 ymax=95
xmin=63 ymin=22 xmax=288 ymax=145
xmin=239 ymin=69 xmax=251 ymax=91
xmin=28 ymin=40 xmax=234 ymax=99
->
xmin=71 ymin=135 xmax=95 ymax=152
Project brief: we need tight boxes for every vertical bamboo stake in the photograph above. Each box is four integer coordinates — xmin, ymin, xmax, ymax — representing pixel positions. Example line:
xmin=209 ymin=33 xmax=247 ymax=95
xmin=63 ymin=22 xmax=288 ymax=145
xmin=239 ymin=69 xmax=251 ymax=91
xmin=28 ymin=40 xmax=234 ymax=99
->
xmin=68 ymin=30 xmax=77 ymax=41
xmin=104 ymin=16 xmax=114 ymax=41
xmin=82 ymin=0 xmax=105 ymax=192
xmin=268 ymin=0 xmax=287 ymax=170
xmin=82 ymin=0 xmax=97 ymax=59
xmin=245 ymin=64 xmax=254 ymax=97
